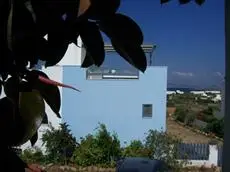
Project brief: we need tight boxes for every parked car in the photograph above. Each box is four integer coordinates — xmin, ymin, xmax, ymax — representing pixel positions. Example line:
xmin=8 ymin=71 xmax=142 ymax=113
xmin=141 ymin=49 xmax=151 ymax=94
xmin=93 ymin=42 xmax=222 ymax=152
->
xmin=116 ymin=157 xmax=170 ymax=172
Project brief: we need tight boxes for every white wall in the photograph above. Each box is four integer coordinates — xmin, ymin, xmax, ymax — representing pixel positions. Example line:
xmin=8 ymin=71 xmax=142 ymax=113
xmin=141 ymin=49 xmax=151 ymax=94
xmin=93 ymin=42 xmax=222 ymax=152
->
xmin=21 ymin=66 xmax=64 ymax=151
xmin=178 ymin=145 xmax=219 ymax=168
xmin=57 ymin=37 xmax=83 ymax=66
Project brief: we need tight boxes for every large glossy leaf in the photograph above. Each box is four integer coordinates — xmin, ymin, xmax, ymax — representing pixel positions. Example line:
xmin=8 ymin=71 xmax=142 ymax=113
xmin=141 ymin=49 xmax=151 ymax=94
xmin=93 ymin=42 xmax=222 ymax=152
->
xmin=12 ymin=1 xmax=37 ymax=63
xmin=18 ymin=90 xmax=45 ymax=146
xmin=0 ymin=97 xmax=16 ymax=145
xmin=4 ymin=77 xmax=32 ymax=102
xmin=81 ymin=52 xmax=95 ymax=68
xmin=0 ymin=72 xmax=9 ymax=81
xmin=28 ymin=70 xmax=61 ymax=118
xmin=86 ymin=0 xmax=120 ymax=20
xmin=40 ymin=30 xmax=69 ymax=67
xmin=4 ymin=76 xmax=20 ymax=101
xmin=30 ymin=131 xmax=38 ymax=146
xmin=111 ymin=40 xmax=147 ymax=72
xmin=42 ymin=112 xmax=48 ymax=124
xmin=99 ymin=13 xmax=143 ymax=46
xmin=79 ymin=21 xmax=104 ymax=66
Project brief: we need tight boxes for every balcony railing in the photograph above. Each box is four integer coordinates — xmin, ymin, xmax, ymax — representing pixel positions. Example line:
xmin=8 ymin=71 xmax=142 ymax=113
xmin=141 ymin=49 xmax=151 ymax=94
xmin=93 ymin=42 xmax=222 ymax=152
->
xmin=86 ymin=66 xmax=139 ymax=80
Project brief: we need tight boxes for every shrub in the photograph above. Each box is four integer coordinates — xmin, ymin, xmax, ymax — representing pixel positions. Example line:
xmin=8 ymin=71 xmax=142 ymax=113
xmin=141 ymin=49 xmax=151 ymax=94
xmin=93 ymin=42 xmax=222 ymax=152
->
xmin=204 ymin=118 xmax=224 ymax=138
xmin=185 ymin=112 xmax=196 ymax=126
xmin=72 ymin=123 xmax=121 ymax=167
xmin=122 ymin=140 xmax=150 ymax=157
xmin=144 ymin=130 xmax=186 ymax=171
xmin=174 ymin=107 xmax=187 ymax=123
xmin=42 ymin=122 xmax=77 ymax=164
xmin=20 ymin=147 xmax=46 ymax=164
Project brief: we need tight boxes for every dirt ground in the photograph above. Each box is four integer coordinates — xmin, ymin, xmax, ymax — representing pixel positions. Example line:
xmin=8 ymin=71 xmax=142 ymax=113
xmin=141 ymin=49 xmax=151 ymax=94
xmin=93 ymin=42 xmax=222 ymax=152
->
xmin=166 ymin=117 xmax=222 ymax=144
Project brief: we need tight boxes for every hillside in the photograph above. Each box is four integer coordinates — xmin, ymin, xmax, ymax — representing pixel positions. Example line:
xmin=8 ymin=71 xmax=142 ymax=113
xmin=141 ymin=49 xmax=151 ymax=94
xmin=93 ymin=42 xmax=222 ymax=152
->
xmin=166 ymin=117 xmax=222 ymax=144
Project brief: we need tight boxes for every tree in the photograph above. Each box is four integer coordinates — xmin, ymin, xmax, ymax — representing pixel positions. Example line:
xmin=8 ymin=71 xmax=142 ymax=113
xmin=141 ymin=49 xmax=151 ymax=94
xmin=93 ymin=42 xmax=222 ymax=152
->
xmin=144 ymin=130 xmax=186 ymax=171
xmin=73 ymin=123 xmax=121 ymax=167
xmin=42 ymin=122 xmax=77 ymax=164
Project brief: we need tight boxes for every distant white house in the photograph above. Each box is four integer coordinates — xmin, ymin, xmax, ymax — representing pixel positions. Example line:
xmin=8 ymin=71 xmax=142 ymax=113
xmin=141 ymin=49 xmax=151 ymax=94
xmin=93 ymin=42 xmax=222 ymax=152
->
xmin=167 ymin=91 xmax=176 ymax=95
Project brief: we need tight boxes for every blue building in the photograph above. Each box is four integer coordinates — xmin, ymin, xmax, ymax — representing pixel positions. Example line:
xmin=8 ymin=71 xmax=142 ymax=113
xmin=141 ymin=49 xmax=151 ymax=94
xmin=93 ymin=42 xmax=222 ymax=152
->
xmin=62 ymin=65 xmax=167 ymax=145
xmin=20 ymin=41 xmax=168 ymax=150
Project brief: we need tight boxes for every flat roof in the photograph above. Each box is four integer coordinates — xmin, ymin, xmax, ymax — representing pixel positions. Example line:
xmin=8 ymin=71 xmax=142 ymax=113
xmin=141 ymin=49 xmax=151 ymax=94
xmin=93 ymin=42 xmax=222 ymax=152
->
xmin=104 ymin=44 xmax=156 ymax=54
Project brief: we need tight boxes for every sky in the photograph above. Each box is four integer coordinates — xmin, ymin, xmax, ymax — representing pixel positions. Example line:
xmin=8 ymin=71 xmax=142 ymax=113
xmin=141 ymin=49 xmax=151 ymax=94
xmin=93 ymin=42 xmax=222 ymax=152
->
xmin=101 ymin=0 xmax=225 ymax=89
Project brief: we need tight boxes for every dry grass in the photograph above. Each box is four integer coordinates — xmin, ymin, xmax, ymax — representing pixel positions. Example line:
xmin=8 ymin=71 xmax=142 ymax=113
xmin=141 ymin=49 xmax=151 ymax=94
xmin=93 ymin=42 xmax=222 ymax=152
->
xmin=43 ymin=165 xmax=221 ymax=172
xmin=166 ymin=117 xmax=222 ymax=144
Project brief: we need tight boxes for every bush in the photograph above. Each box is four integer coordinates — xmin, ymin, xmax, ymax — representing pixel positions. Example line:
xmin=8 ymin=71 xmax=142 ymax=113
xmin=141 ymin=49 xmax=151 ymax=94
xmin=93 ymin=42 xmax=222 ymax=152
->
xmin=174 ymin=108 xmax=187 ymax=123
xmin=204 ymin=118 xmax=224 ymax=138
xmin=185 ymin=112 xmax=196 ymax=126
xmin=122 ymin=140 xmax=150 ymax=157
xmin=72 ymin=123 xmax=121 ymax=167
xmin=42 ymin=122 xmax=77 ymax=164
xmin=20 ymin=147 xmax=46 ymax=164
xmin=144 ymin=130 xmax=186 ymax=171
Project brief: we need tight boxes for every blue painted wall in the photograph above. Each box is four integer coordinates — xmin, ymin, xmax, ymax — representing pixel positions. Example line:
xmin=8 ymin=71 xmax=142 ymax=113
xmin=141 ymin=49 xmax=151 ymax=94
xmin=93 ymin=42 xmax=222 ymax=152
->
xmin=62 ymin=66 xmax=167 ymax=146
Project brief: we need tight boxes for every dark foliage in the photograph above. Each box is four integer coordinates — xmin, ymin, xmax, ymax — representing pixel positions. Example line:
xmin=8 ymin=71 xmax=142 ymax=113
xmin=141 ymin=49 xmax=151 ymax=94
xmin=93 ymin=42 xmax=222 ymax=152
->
xmin=0 ymin=0 xmax=147 ymax=149
xmin=204 ymin=118 xmax=224 ymax=138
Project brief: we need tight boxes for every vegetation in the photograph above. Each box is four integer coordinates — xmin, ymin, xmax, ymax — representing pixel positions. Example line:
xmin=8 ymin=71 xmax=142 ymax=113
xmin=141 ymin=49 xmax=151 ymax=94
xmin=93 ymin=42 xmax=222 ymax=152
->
xmin=168 ymin=92 xmax=224 ymax=139
xmin=20 ymin=147 xmax=45 ymax=165
xmin=21 ymin=123 xmax=185 ymax=171
xmin=72 ymin=123 xmax=121 ymax=167
xmin=42 ymin=122 xmax=77 ymax=164
xmin=203 ymin=118 xmax=224 ymax=138
xmin=145 ymin=130 xmax=185 ymax=171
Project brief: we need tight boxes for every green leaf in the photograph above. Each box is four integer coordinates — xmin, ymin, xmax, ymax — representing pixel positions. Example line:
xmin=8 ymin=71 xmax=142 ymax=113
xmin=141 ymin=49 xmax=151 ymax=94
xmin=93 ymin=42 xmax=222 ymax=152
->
xmin=41 ymin=32 xmax=69 ymax=67
xmin=4 ymin=77 xmax=32 ymax=102
xmin=0 ymin=97 xmax=16 ymax=145
xmin=13 ymin=1 xmax=37 ymax=63
xmin=4 ymin=76 xmax=20 ymax=101
xmin=81 ymin=52 xmax=95 ymax=68
xmin=1 ymin=72 xmax=9 ymax=81
xmin=42 ymin=112 xmax=48 ymax=124
xmin=28 ymin=70 xmax=61 ymax=118
xmin=99 ymin=13 xmax=143 ymax=46
xmin=111 ymin=40 xmax=147 ymax=73
xmin=30 ymin=131 xmax=38 ymax=146
xmin=79 ymin=21 xmax=105 ymax=67
xmin=86 ymin=0 xmax=120 ymax=19
xmin=195 ymin=0 xmax=205 ymax=6
xmin=179 ymin=0 xmax=191 ymax=4
xmin=18 ymin=90 xmax=45 ymax=146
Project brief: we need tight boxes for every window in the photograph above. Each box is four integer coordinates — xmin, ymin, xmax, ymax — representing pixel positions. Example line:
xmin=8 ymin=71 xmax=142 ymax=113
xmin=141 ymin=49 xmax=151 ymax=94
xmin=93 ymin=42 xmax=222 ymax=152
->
xmin=142 ymin=104 xmax=153 ymax=118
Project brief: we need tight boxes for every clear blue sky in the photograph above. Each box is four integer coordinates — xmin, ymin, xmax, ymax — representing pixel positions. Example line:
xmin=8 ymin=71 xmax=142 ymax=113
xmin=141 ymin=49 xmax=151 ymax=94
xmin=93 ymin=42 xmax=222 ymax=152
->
xmin=102 ymin=0 xmax=225 ymax=89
